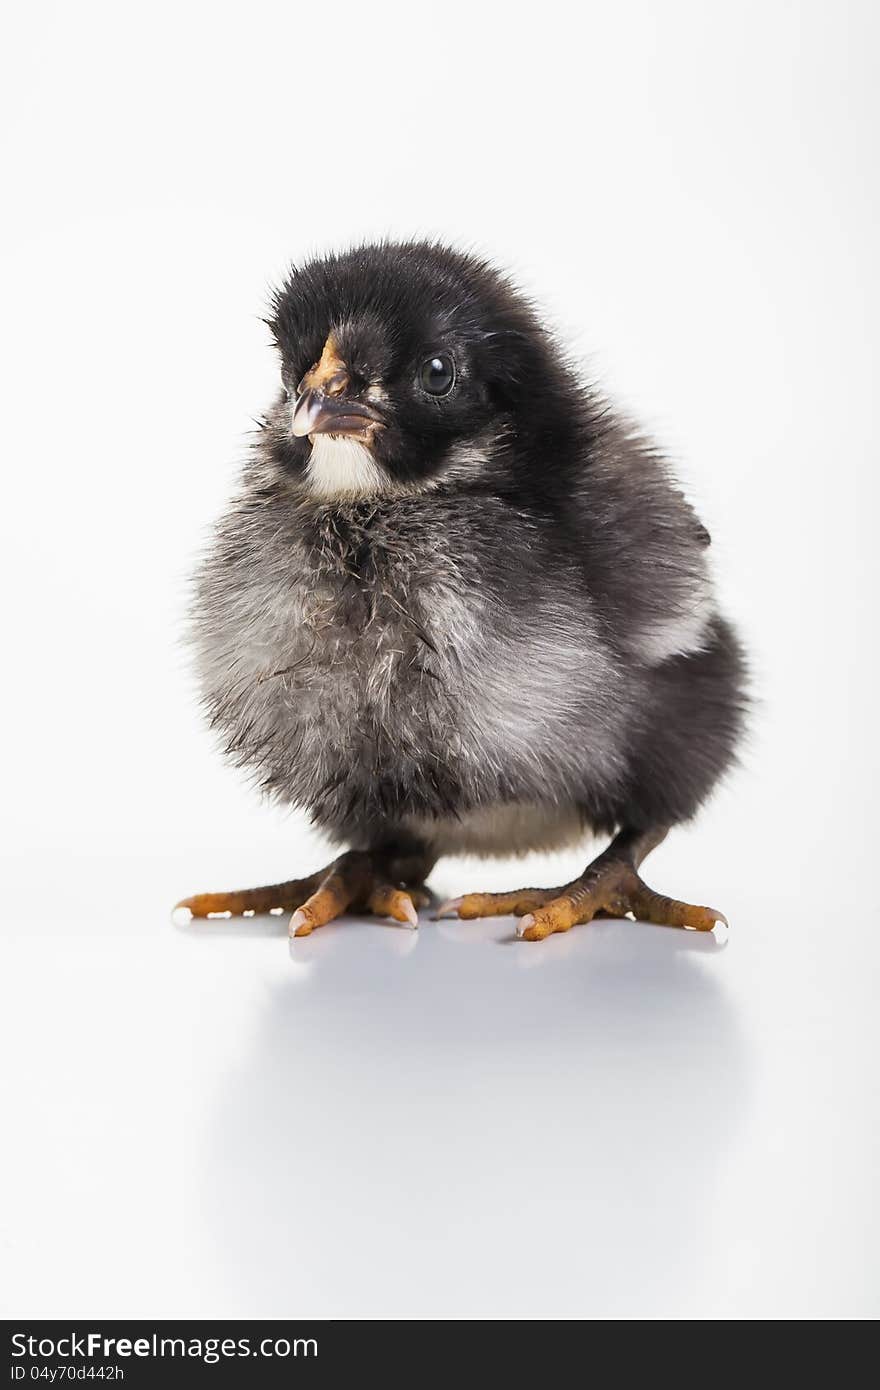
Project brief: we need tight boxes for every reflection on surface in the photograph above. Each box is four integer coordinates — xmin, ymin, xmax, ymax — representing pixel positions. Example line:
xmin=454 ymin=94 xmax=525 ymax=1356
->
xmin=199 ymin=916 xmax=748 ymax=1319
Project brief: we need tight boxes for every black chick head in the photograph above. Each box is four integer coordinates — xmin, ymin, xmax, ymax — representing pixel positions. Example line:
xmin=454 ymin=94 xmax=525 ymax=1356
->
xmin=266 ymin=241 xmax=585 ymax=500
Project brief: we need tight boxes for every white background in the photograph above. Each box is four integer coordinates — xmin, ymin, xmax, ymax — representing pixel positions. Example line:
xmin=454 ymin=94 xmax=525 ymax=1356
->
xmin=1 ymin=0 xmax=878 ymax=1319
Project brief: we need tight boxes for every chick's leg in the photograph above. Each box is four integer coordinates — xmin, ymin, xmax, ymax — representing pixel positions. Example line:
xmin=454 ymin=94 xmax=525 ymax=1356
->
xmin=175 ymin=847 xmax=433 ymax=937
xmin=438 ymin=826 xmax=727 ymax=941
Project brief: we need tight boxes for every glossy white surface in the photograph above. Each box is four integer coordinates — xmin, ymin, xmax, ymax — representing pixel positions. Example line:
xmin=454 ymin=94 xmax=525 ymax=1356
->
xmin=2 ymin=0 xmax=878 ymax=1322
xmin=1 ymin=831 xmax=878 ymax=1320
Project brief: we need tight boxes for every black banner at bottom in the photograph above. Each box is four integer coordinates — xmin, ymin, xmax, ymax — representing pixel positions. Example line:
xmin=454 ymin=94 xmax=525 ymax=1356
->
xmin=3 ymin=1320 xmax=560 ymax=1383
xmin=6 ymin=1324 xmax=328 ymax=1385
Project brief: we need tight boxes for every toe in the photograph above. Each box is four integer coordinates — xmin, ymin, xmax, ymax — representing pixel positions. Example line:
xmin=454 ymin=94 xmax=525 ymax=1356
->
xmin=368 ymin=884 xmax=420 ymax=928
xmin=516 ymin=891 xmax=586 ymax=940
xmin=288 ymin=872 xmax=358 ymax=938
xmin=289 ymin=908 xmax=314 ymax=938
xmin=173 ymin=893 xmax=226 ymax=920
xmin=516 ymin=913 xmax=541 ymax=940
xmin=434 ymin=887 xmax=566 ymax=920
xmin=632 ymin=886 xmax=727 ymax=932
xmin=397 ymin=895 xmax=419 ymax=928
xmin=516 ymin=911 xmax=569 ymax=941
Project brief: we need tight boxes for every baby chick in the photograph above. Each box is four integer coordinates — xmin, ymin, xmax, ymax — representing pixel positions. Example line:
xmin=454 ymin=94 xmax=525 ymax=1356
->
xmin=176 ymin=242 xmax=747 ymax=941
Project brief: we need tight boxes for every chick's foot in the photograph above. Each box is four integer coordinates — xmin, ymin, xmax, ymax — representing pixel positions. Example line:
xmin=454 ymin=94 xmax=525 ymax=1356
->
xmin=174 ymin=849 xmax=431 ymax=937
xmin=436 ymin=826 xmax=727 ymax=941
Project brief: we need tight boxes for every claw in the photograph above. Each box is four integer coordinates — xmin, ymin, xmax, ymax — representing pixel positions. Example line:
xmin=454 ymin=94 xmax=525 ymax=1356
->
xmin=368 ymin=884 xmax=421 ymax=927
xmin=433 ymin=897 xmax=463 ymax=920
xmin=400 ymin=896 xmax=420 ymax=929
xmin=289 ymin=908 xmax=312 ymax=938
xmin=516 ymin=913 xmax=552 ymax=941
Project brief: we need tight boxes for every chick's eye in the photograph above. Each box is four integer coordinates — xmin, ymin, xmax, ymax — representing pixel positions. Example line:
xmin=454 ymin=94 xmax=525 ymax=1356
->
xmin=419 ymin=353 xmax=455 ymax=396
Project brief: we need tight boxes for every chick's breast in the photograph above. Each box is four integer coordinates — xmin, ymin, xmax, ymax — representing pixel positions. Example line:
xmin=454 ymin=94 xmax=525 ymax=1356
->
xmin=190 ymin=476 xmax=632 ymax=844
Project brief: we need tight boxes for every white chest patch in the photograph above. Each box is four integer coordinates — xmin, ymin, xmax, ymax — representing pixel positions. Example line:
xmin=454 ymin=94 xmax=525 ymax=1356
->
xmin=306 ymin=436 xmax=386 ymax=499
